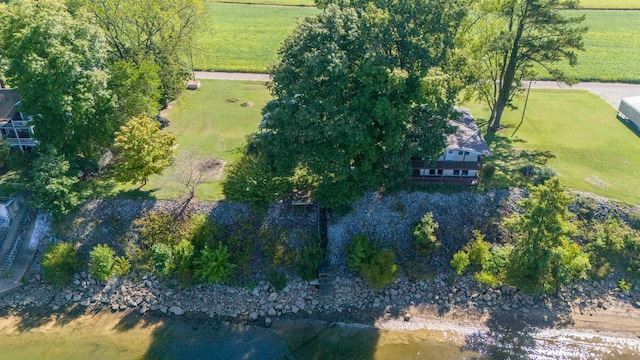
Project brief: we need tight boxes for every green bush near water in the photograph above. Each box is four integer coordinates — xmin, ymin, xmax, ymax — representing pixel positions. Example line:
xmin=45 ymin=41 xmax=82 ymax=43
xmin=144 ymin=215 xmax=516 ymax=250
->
xmin=42 ymin=242 xmax=80 ymax=286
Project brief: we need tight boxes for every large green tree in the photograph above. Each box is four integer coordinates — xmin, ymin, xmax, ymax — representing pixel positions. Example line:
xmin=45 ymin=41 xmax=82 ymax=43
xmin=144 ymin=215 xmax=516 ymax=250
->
xmin=505 ymin=178 xmax=590 ymax=293
xmin=0 ymin=0 xmax=116 ymax=167
xmin=253 ymin=1 xmax=466 ymax=208
xmin=463 ymin=0 xmax=586 ymax=131
xmin=75 ymin=0 xmax=203 ymax=105
xmin=113 ymin=114 xmax=177 ymax=187
xmin=26 ymin=147 xmax=82 ymax=218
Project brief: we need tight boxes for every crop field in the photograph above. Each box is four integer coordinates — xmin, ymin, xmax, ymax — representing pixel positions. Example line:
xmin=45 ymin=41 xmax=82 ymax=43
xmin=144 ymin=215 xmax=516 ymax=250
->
xmin=540 ymin=10 xmax=640 ymax=83
xmin=193 ymin=3 xmax=318 ymax=73
xmin=580 ymin=0 xmax=640 ymax=9
xmin=207 ymin=0 xmax=315 ymax=6
xmin=465 ymin=89 xmax=640 ymax=205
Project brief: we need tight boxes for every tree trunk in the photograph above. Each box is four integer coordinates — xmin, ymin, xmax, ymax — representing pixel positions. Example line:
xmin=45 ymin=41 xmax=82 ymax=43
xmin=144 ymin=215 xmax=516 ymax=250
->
xmin=489 ymin=0 xmax=530 ymax=132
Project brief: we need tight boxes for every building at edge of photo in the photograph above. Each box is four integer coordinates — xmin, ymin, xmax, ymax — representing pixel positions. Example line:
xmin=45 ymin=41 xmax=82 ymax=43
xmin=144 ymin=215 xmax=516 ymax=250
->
xmin=0 ymin=89 xmax=36 ymax=152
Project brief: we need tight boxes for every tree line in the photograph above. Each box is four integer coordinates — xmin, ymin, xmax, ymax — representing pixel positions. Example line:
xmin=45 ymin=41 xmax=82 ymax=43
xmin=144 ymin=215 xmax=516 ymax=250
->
xmin=0 ymin=0 xmax=201 ymax=216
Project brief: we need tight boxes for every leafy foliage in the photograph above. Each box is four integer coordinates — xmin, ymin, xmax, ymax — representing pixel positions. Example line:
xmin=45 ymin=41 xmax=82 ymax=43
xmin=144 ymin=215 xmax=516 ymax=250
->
xmin=450 ymin=251 xmax=470 ymax=276
xmin=361 ymin=249 xmax=398 ymax=289
xmin=135 ymin=212 xmax=181 ymax=246
xmin=113 ymin=114 xmax=177 ymax=186
xmin=222 ymin=153 xmax=292 ymax=208
xmin=467 ymin=231 xmax=491 ymax=266
xmin=412 ymin=213 xmax=441 ymax=256
xmin=254 ymin=1 xmax=466 ymax=208
xmin=113 ymin=256 xmax=131 ymax=277
xmin=462 ymin=0 xmax=587 ymax=130
xmin=0 ymin=0 xmax=116 ymax=166
xmin=266 ymin=269 xmax=287 ymax=292
xmin=347 ymin=234 xmax=397 ymax=288
xmin=294 ymin=240 xmax=324 ymax=281
xmin=76 ymin=0 xmax=203 ymax=104
xmin=347 ymin=234 xmax=374 ymax=272
xmin=505 ymin=178 xmax=590 ymax=293
xmin=194 ymin=242 xmax=235 ymax=284
xmin=173 ymin=239 xmax=195 ymax=285
xmin=42 ymin=242 xmax=80 ymax=286
xmin=474 ymin=270 xmax=499 ymax=287
xmin=151 ymin=243 xmax=175 ymax=277
xmin=89 ymin=244 xmax=116 ymax=281
xmin=26 ymin=148 xmax=82 ymax=218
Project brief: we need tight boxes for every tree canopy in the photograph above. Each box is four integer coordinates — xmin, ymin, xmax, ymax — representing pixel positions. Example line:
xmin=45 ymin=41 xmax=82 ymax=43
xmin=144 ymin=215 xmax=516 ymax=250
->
xmin=247 ymin=1 xmax=467 ymax=208
xmin=113 ymin=114 xmax=177 ymax=186
xmin=0 ymin=0 xmax=116 ymax=165
xmin=505 ymin=178 xmax=590 ymax=293
xmin=75 ymin=0 xmax=203 ymax=105
xmin=463 ymin=0 xmax=586 ymax=130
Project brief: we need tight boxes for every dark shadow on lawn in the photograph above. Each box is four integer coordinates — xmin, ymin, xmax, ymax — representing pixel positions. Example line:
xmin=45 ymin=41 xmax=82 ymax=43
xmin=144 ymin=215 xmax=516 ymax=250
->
xmin=481 ymin=127 xmax=555 ymax=189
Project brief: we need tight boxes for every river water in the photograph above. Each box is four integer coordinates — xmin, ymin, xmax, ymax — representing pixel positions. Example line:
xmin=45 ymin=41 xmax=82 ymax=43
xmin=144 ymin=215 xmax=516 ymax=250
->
xmin=0 ymin=312 xmax=639 ymax=360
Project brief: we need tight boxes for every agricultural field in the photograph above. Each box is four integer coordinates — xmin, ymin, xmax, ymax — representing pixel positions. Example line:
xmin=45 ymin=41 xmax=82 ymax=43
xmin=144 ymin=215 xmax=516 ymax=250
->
xmin=543 ymin=10 xmax=640 ymax=83
xmin=580 ymin=0 xmax=640 ymax=9
xmin=465 ymin=89 xmax=640 ymax=205
xmin=207 ymin=0 xmax=315 ymax=6
xmin=113 ymin=80 xmax=271 ymax=201
xmin=193 ymin=3 xmax=318 ymax=73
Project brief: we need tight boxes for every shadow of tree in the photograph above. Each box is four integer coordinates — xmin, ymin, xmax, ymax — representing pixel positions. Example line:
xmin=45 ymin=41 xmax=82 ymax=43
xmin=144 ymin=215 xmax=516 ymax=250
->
xmin=480 ymin=127 xmax=556 ymax=190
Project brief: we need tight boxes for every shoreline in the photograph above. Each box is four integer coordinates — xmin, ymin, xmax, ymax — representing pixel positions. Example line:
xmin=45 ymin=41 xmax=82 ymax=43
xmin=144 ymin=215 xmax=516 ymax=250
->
xmin=2 ymin=270 xmax=640 ymax=342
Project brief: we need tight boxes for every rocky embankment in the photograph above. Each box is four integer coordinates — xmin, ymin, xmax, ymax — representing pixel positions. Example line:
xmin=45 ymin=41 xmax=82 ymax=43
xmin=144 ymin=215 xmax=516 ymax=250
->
xmin=2 ymin=269 xmax=639 ymax=331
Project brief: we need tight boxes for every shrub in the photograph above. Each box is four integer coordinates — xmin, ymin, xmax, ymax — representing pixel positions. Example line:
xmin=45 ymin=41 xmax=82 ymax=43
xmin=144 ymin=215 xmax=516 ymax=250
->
xmin=450 ymin=251 xmax=470 ymax=276
xmin=187 ymin=214 xmax=221 ymax=253
xmin=173 ymin=239 xmax=195 ymax=285
xmin=412 ymin=212 xmax=440 ymax=255
xmin=136 ymin=212 xmax=180 ymax=246
xmin=347 ymin=234 xmax=374 ymax=272
xmin=89 ymin=244 xmax=116 ymax=281
xmin=113 ymin=256 xmax=131 ymax=277
xmin=266 ymin=269 xmax=287 ymax=292
xmin=629 ymin=211 xmax=640 ymax=231
xmin=361 ymin=249 xmax=398 ymax=289
xmin=294 ymin=241 xmax=324 ymax=281
xmin=42 ymin=242 xmax=80 ymax=286
xmin=619 ymin=278 xmax=633 ymax=291
xmin=592 ymin=262 xmax=612 ymax=280
xmin=474 ymin=270 xmax=499 ymax=287
xmin=481 ymin=163 xmax=496 ymax=178
xmin=195 ymin=242 xmax=235 ymax=284
xmin=533 ymin=166 xmax=557 ymax=185
xmin=151 ymin=243 xmax=175 ymax=277
xmin=467 ymin=231 xmax=491 ymax=266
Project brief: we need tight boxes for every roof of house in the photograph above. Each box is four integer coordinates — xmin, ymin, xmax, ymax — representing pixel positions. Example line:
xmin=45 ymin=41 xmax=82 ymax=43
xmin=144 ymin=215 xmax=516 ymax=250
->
xmin=0 ymin=90 xmax=21 ymax=122
xmin=447 ymin=108 xmax=491 ymax=155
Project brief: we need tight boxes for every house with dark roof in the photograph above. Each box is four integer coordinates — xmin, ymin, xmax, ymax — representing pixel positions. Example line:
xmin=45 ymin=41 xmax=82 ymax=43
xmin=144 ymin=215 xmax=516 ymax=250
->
xmin=411 ymin=108 xmax=491 ymax=186
xmin=0 ymin=89 xmax=36 ymax=152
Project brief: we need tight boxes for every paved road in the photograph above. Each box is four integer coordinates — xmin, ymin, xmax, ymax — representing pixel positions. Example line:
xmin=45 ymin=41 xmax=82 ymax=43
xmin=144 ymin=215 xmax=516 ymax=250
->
xmin=193 ymin=72 xmax=640 ymax=110
xmin=530 ymin=81 xmax=640 ymax=110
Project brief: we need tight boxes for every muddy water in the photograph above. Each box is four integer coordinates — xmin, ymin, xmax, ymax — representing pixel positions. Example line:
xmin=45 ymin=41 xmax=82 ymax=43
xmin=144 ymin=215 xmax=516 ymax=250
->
xmin=0 ymin=312 xmax=639 ymax=359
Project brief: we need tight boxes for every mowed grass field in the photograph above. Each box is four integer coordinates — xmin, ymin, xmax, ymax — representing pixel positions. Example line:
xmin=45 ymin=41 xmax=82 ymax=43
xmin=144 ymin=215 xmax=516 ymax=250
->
xmin=207 ymin=0 xmax=315 ymax=6
xmin=113 ymin=80 xmax=271 ymax=201
xmin=193 ymin=3 xmax=318 ymax=73
xmin=542 ymin=10 xmax=640 ymax=83
xmin=465 ymin=89 xmax=640 ymax=205
xmin=580 ymin=0 xmax=640 ymax=8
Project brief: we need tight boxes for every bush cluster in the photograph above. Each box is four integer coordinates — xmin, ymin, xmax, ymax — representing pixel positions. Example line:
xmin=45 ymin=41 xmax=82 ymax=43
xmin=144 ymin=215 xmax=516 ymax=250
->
xmin=42 ymin=242 xmax=80 ymax=286
xmin=347 ymin=234 xmax=397 ymax=289
xmin=412 ymin=212 xmax=440 ymax=256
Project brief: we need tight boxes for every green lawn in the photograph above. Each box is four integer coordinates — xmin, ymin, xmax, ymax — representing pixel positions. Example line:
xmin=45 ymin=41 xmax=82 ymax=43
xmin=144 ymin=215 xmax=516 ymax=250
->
xmin=208 ymin=0 xmax=315 ymax=6
xmin=465 ymin=89 xmax=640 ymax=205
xmin=580 ymin=0 xmax=640 ymax=9
xmin=193 ymin=3 xmax=318 ymax=73
xmin=113 ymin=80 xmax=271 ymax=201
xmin=537 ymin=10 xmax=640 ymax=83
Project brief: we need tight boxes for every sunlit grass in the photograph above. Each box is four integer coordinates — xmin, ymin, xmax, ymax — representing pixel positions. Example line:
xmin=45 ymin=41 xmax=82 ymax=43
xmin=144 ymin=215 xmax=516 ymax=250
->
xmin=465 ymin=89 xmax=640 ymax=205
xmin=193 ymin=3 xmax=318 ymax=73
